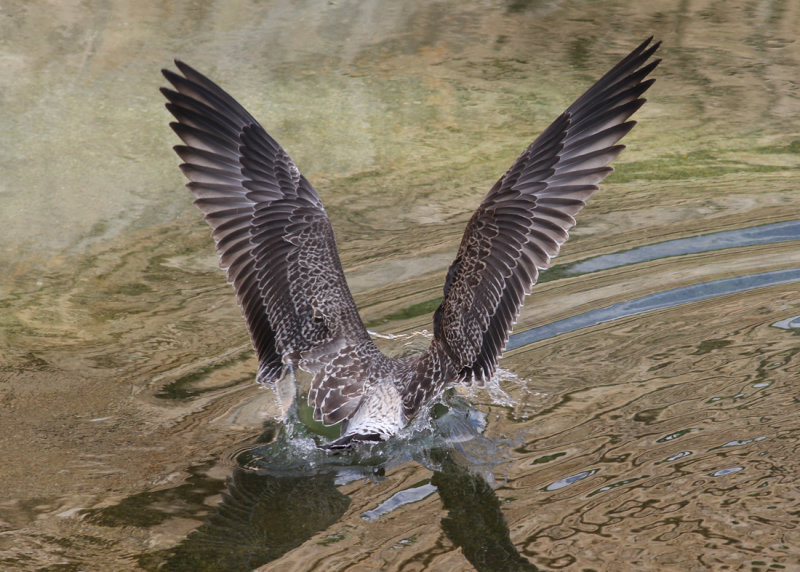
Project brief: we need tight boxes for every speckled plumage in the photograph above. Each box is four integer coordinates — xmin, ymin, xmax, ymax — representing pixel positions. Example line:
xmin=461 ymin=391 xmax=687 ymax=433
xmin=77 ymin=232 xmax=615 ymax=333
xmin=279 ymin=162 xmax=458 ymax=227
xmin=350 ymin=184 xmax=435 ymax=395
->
xmin=162 ymin=38 xmax=660 ymax=447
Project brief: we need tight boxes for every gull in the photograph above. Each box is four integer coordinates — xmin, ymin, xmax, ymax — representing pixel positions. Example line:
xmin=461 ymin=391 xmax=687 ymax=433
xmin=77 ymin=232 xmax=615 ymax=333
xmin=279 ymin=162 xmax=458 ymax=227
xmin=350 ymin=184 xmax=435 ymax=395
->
xmin=162 ymin=37 xmax=660 ymax=448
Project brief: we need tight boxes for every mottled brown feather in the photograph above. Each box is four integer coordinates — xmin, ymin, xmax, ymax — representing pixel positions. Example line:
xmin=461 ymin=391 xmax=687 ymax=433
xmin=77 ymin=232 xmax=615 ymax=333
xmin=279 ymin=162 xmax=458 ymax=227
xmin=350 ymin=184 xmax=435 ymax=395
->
xmin=163 ymin=38 xmax=660 ymax=440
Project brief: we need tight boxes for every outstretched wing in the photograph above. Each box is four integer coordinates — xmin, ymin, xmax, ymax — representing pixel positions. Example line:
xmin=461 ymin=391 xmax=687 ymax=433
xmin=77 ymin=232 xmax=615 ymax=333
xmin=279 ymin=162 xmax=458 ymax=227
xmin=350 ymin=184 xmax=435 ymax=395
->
xmin=162 ymin=62 xmax=374 ymax=414
xmin=431 ymin=38 xmax=661 ymax=385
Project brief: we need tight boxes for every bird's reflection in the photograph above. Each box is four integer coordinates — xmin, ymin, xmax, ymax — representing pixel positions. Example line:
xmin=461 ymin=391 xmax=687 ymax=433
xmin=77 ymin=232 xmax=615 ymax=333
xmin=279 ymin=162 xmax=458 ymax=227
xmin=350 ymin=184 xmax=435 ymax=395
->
xmin=162 ymin=396 xmax=540 ymax=571
xmin=163 ymin=465 xmax=350 ymax=570
xmin=431 ymin=451 xmax=540 ymax=572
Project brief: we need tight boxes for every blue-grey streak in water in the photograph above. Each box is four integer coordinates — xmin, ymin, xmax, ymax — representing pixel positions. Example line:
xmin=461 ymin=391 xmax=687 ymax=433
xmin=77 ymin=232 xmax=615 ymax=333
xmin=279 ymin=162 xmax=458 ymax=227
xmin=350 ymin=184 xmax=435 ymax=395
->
xmin=507 ymin=267 xmax=800 ymax=350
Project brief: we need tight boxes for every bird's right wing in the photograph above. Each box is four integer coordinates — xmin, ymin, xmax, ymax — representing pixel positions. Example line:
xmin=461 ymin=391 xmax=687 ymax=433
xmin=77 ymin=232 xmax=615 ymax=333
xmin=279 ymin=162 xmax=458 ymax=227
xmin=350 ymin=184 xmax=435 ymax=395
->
xmin=162 ymin=62 xmax=375 ymax=422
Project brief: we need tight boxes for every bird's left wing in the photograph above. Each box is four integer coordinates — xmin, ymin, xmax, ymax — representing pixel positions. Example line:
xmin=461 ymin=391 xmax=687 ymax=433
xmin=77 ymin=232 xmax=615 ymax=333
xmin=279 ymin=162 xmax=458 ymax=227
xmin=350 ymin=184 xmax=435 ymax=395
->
xmin=412 ymin=38 xmax=660 ymax=411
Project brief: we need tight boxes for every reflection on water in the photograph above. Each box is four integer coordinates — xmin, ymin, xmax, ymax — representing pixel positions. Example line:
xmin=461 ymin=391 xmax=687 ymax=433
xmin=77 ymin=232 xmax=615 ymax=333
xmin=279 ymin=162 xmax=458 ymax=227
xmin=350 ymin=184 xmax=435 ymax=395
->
xmin=2 ymin=0 xmax=800 ymax=570
xmin=87 ymin=401 xmax=524 ymax=571
xmin=151 ymin=444 xmax=536 ymax=572
xmin=157 ymin=462 xmax=351 ymax=571
xmin=432 ymin=453 xmax=540 ymax=572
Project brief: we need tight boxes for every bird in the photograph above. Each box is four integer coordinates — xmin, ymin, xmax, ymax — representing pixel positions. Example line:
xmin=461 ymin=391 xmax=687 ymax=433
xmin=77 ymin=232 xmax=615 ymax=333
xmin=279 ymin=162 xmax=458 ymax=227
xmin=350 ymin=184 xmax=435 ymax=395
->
xmin=162 ymin=37 xmax=660 ymax=448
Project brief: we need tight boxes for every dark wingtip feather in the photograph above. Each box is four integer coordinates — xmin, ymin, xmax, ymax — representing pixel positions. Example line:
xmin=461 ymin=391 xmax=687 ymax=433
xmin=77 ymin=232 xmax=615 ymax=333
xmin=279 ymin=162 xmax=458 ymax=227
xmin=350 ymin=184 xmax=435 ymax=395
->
xmin=161 ymin=68 xmax=182 ymax=86
xmin=173 ymin=60 xmax=206 ymax=82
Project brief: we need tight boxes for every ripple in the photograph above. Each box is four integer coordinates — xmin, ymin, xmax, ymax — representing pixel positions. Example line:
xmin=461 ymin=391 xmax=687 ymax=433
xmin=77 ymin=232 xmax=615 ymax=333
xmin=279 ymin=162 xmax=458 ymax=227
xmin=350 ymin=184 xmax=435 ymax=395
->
xmin=656 ymin=429 xmax=694 ymax=443
xmin=565 ymin=220 xmax=800 ymax=275
xmin=544 ymin=469 xmax=598 ymax=491
xmin=508 ymin=268 xmax=800 ymax=350
xmin=715 ymin=436 xmax=766 ymax=449
xmin=710 ymin=467 xmax=744 ymax=477
xmin=361 ymin=482 xmax=438 ymax=521
xmin=772 ymin=315 xmax=800 ymax=330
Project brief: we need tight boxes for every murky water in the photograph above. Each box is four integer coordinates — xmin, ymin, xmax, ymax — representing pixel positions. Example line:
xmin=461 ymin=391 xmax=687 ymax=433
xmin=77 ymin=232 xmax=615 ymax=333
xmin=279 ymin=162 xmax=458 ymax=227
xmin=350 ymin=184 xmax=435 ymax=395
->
xmin=2 ymin=1 xmax=799 ymax=570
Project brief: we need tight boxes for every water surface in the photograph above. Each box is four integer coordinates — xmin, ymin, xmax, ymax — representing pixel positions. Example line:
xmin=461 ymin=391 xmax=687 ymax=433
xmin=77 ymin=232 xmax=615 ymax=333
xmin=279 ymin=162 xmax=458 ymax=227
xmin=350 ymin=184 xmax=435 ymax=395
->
xmin=1 ymin=1 xmax=799 ymax=570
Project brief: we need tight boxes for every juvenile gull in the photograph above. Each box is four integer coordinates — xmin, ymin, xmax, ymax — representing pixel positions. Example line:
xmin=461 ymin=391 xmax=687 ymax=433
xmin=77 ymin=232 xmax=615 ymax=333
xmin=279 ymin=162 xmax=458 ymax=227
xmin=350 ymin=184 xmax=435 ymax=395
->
xmin=162 ymin=38 xmax=660 ymax=448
